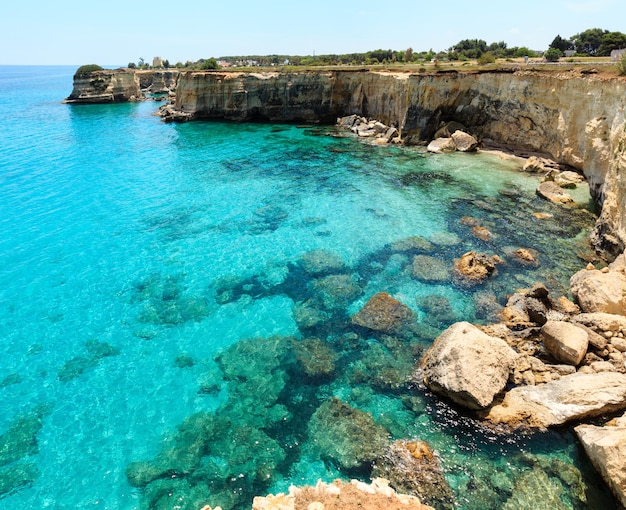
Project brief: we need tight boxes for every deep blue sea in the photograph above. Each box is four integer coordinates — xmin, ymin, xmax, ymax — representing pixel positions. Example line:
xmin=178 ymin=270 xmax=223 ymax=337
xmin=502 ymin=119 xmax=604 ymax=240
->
xmin=0 ymin=66 xmax=615 ymax=509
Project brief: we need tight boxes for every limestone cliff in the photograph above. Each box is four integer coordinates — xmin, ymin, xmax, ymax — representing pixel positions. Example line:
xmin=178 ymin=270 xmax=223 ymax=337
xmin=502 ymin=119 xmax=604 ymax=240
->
xmin=173 ymin=69 xmax=626 ymax=256
xmin=64 ymin=69 xmax=142 ymax=104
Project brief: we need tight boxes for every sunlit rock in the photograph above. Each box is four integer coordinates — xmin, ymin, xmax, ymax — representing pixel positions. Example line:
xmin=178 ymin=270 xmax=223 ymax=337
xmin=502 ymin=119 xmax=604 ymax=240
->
xmin=421 ymin=322 xmax=516 ymax=409
xmin=351 ymin=292 xmax=415 ymax=333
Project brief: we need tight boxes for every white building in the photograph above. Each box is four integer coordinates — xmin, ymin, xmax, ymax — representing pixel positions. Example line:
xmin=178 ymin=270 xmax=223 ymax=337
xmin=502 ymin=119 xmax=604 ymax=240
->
xmin=153 ymin=56 xmax=164 ymax=68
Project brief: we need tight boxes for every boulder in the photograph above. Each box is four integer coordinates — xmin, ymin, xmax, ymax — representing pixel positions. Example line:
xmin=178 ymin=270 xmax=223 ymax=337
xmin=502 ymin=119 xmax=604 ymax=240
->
xmin=372 ymin=440 xmax=455 ymax=510
xmin=572 ymin=312 xmax=626 ymax=334
xmin=536 ymin=181 xmax=574 ymax=204
xmin=541 ymin=321 xmax=588 ymax=365
xmin=522 ymin=156 xmax=552 ymax=173
xmin=412 ymin=255 xmax=450 ymax=282
xmin=452 ymin=251 xmax=499 ymax=286
xmin=484 ymin=372 xmax=626 ymax=428
xmin=421 ymin=322 xmax=517 ymax=409
xmin=426 ymin=138 xmax=456 ymax=154
xmin=575 ymin=413 xmax=626 ymax=507
xmin=554 ymin=170 xmax=584 ymax=188
xmin=351 ymin=292 xmax=415 ymax=333
xmin=570 ymin=268 xmax=626 ymax=315
xmin=451 ymin=130 xmax=478 ymax=152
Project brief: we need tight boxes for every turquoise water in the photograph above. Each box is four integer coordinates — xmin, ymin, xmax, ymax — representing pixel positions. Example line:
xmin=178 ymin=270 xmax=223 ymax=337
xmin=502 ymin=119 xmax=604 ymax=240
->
xmin=0 ymin=66 xmax=614 ymax=509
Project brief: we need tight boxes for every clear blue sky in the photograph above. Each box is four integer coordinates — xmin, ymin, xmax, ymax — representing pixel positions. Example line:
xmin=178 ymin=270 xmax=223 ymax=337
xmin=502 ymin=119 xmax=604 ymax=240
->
xmin=2 ymin=0 xmax=625 ymax=65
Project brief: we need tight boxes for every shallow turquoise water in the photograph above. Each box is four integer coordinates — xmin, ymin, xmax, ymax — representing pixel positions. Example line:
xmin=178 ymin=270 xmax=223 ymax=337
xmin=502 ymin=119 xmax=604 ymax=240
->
xmin=0 ymin=66 xmax=613 ymax=509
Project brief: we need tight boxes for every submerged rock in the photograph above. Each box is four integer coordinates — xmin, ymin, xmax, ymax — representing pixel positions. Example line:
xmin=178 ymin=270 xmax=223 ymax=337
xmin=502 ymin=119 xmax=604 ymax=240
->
xmin=310 ymin=273 xmax=363 ymax=310
xmin=421 ymin=322 xmax=517 ymax=410
xmin=575 ymin=412 xmax=626 ymax=507
xmin=351 ymin=293 xmax=415 ymax=333
xmin=390 ymin=236 xmax=434 ymax=253
xmin=300 ymin=249 xmax=346 ymax=276
xmin=502 ymin=468 xmax=569 ymax=510
xmin=372 ymin=440 xmax=455 ymax=510
xmin=308 ymin=398 xmax=389 ymax=470
xmin=412 ymin=255 xmax=450 ymax=282
xmin=294 ymin=338 xmax=338 ymax=379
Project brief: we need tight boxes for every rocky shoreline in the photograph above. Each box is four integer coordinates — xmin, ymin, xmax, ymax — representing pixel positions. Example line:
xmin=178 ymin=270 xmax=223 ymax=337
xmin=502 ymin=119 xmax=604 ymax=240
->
xmin=65 ymin=68 xmax=626 ymax=508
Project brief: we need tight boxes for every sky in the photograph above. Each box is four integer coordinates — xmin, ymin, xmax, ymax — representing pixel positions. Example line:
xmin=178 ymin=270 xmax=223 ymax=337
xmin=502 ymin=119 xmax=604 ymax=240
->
xmin=1 ymin=0 xmax=625 ymax=65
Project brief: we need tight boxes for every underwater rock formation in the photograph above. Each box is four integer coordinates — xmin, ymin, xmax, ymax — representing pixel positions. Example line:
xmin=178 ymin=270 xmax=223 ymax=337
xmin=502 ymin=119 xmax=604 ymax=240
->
xmin=372 ymin=440 xmax=455 ymax=510
xmin=308 ymin=398 xmax=389 ymax=471
xmin=351 ymin=292 xmax=415 ymax=333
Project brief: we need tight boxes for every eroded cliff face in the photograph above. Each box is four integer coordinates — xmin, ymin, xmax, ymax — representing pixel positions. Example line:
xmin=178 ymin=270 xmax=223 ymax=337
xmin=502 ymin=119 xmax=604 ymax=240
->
xmin=65 ymin=70 xmax=142 ymax=103
xmin=174 ymin=69 xmax=626 ymax=256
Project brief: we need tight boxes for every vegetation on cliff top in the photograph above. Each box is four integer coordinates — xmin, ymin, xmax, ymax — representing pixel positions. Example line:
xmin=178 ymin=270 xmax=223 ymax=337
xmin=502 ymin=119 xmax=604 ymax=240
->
xmin=74 ymin=64 xmax=103 ymax=77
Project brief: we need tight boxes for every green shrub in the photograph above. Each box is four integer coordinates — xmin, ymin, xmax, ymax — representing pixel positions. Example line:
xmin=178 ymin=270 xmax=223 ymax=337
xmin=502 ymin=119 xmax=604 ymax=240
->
xmin=200 ymin=58 xmax=219 ymax=70
xmin=616 ymin=52 xmax=626 ymax=76
xmin=74 ymin=64 xmax=103 ymax=77
xmin=544 ymin=48 xmax=562 ymax=62
xmin=477 ymin=52 xmax=496 ymax=64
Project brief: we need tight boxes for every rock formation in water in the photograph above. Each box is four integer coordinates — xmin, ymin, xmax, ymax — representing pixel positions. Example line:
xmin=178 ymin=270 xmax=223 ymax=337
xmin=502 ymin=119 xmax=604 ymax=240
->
xmin=65 ymin=69 xmax=180 ymax=104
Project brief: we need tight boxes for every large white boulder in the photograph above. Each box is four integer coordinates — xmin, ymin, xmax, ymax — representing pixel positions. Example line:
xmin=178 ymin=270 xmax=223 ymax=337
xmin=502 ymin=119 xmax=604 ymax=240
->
xmin=421 ymin=322 xmax=517 ymax=410
xmin=485 ymin=372 xmax=626 ymax=428
xmin=570 ymin=268 xmax=626 ymax=315
xmin=541 ymin=320 xmax=588 ymax=365
xmin=575 ymin=412 xmax=626 ymax=508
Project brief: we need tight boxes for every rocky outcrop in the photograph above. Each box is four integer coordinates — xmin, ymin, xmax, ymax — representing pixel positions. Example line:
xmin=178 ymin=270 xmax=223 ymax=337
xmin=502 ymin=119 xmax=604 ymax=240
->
xmin=251 ymin=478 xmax=436 ymax=510
xmin=452 ymin=251 xmax=500 ymax=286
xmin=570 ymin=265 xmax=626 ymax=314
xmin=65 ymin=69 xmax=143 ymax=103
xmin=421 ymin=322 xmax=517 ymax=409
xmin=484 ymin=372 xmax=626 ymax=428
xmin=575 ymin=412 xmax=626 ymax=508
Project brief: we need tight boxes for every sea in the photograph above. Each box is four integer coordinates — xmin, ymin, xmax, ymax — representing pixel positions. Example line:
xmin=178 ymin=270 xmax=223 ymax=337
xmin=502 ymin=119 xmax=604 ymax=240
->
xmin=0 ymin=65 xmax=616 ymax=509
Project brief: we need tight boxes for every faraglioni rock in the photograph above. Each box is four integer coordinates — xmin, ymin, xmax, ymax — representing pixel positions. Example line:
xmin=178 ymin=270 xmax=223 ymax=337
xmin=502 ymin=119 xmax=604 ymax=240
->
xmin=421 ymin=322 xmax=517 ymax=409
xmin=64 ymin=69 xmax=142 ymax=104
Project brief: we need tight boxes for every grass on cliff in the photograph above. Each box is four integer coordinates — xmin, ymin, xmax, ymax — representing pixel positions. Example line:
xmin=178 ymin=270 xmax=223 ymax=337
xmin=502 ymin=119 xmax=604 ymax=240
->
xmin=216 ymin=57 xmax=622 ymax=78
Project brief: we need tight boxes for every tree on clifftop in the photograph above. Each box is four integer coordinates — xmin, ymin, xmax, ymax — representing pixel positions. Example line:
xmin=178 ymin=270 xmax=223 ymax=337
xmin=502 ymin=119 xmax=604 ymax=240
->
xmin=549 ymin=35 xmax=573 ymax=52
xmin=199 ymin=58 xmax=219 ymax=70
